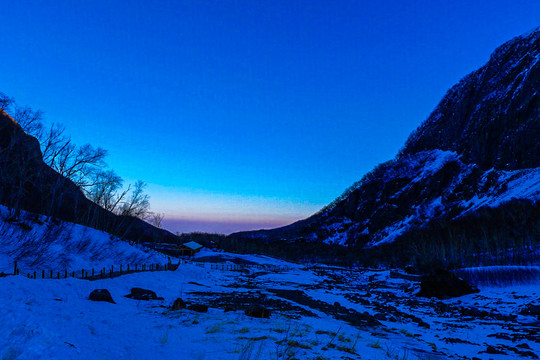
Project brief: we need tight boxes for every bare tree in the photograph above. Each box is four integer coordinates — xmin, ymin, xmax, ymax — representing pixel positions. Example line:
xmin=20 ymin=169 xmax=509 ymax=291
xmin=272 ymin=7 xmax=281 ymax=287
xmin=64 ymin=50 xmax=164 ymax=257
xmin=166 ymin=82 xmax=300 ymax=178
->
xmin=87 ymin=170 xmax=130 ymax=212
xmin=149 ymin=212 xmax=165 ymax=228
xmin=13 ymin=106 xmax=44 ymax=139
xmin=120 ymin=180 xmax=150 ymax=218
xmin=0 ymin=92 xmax=14 ymax=111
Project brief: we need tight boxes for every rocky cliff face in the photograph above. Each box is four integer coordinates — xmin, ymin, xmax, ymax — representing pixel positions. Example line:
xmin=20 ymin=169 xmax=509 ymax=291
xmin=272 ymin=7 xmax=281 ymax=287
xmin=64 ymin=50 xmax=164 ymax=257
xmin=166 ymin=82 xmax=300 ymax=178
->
xmin=0 ymin=109 xmax=179 ymax=244
xmin=231 ymin=28 xmax=540 ymax=267
xmin=402 ymin=27 xmax=539 ymax=170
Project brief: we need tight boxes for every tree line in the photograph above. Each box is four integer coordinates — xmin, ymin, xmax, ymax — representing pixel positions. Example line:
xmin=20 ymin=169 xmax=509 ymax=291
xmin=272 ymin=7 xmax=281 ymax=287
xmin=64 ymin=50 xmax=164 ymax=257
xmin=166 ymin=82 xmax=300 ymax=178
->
xmin=0 ymin=91 xmax=164 ymax=228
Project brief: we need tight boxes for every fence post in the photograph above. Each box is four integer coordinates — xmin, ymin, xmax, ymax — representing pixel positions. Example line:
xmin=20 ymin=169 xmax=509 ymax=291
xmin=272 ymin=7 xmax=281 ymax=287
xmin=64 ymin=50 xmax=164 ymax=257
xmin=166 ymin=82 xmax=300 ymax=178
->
xmin=57 ymin=272 xmax=60 ymax=279
xmin=120 ymin=264 xmax=122 ymax=275
xmin=127 ymin=264 xmax=130 ymax=272
xmin=50 ymin=270 xmax=53 ymax=279
xmin=42 ymin=270 xmax=45 ymax=279
xmin=65 ymin=270 xmax=68 ymax=278
xmin=92 ymin=269 xmax=95 ymax=278
xmin=110 ymin=268 xmax=112 ymax=278
xmin=13 ymin=261 xmax=17 ymax=276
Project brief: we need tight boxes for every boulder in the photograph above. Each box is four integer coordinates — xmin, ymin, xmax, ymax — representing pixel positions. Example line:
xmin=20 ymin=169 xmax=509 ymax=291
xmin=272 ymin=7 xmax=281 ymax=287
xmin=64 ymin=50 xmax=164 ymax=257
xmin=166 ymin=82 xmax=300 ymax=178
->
xmin=188 ymin=304 xmax=208 ymax=313
xmin=89 ymin=289 xmax=115 ymax=304
xmin=417 ymin=269 xmax=478 ymax=299
xmin=124 ymin=288 xmax=164 ymax=301
xmin=519 ymin=304 xmax=540 ymax=317
xmin=171 ymin=298 xmax=186 ymax=310
xmin=244 ymin=305 xmax=271 ymax=319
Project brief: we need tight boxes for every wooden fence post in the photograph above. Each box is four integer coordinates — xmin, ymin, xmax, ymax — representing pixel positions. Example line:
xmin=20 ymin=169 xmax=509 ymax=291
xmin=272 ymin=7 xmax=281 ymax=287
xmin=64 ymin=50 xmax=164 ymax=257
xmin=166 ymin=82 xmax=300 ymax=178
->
xmin=42 ymin=270 xmax=45 ymax=279
xmin=109 ymin=268 xmax=112 ymax=278
xmin=13 ymin=261 xmax=17 ymax=276
xmin=72 ymin=271 xmax=75 ymax=278
xmin=120 ymin=264 xmax=122 ymax=275
xmin=65 ymin=270 xmax=68 ymax=278
xmin=50 ymin=270 xmax=53 ymax=279
xmin=92 ymin=269 xmax=95 ymax=278
xmin=57 ymin=272 xmax=60 ymax=279
xmin=127 ymin=264 xmax=130 ymax=272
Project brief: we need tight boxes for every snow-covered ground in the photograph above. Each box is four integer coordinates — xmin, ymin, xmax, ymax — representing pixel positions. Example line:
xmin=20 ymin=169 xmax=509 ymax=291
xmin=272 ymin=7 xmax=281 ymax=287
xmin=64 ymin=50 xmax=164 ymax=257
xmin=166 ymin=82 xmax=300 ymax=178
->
xmin=0 ymin=206 xmax=167 ymax=275
xmin=1 ymin=249 xmax=539 ymax=359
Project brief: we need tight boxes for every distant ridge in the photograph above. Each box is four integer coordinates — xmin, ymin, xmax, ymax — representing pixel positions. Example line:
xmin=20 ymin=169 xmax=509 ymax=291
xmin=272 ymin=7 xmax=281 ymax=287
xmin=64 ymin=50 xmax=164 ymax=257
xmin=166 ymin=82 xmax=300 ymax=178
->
xmin=227 ymin=28 xmax=540 ymax=268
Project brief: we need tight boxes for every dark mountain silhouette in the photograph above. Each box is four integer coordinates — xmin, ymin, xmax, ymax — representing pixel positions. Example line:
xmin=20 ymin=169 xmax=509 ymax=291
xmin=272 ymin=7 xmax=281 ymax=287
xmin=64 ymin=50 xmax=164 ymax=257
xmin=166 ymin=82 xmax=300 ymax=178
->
xmin=0 ymin=109 xmax=179 ymax=244
xmin=228 ymin=28 xmax=540 ymax=268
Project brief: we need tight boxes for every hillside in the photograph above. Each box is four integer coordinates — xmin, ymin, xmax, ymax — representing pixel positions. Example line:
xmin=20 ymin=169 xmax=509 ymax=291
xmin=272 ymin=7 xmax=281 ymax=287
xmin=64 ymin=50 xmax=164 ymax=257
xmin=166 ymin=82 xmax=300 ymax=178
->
xmin=228 ymin=28 xmax=540 ymax=268
xmin=0 ymin=108 xmax=180 ymax=245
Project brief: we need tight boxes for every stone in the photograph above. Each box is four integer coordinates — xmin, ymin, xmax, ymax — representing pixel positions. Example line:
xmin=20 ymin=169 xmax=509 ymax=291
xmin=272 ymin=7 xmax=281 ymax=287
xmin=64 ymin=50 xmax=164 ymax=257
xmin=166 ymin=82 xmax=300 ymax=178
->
xmin=417 ymin=269 xmax=478 ymax=299
xmin=89 ymin=289 xmax=115 ymax=304
xmin=171 ymin=298 xmax=186 ymax=310
xmin=188 ymin=304 xmax=208 ymax=313
xmin=244 ymin=305 xmax=271 ymax=319
xmin=124 ymin=287 xmax=164 ymax=301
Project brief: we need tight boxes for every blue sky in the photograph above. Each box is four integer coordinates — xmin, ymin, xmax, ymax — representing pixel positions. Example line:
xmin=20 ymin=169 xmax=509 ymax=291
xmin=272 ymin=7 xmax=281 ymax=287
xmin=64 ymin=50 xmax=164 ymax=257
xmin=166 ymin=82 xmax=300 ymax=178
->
xmin=1 ymin=1 xmax=539 ymax=233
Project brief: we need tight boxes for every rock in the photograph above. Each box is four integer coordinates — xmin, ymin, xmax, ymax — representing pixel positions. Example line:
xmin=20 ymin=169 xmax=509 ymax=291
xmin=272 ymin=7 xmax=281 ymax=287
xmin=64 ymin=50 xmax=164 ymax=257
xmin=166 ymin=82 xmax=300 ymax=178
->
xmin=188 ymin=304 xmax=208 ymax=313
xmin=333 ymin=301 xmax=341 ymax=308
xmin=89 ymin=289 xmax=115 ymax=304
xmin=459 ymin=306 xmax=489 ymax=318
xmin=124 ymin=288 xmax=164 ymax=301
xmin=520 ymin=304 xmax=540 ymax=317
xmin=486 ymin=345 xmax=506 ymax=355
xmin=245 ymin=305 xmax=271 ymax=318
xmin=417 ymin=269 xmax=478 ymax=299
xmin=224 ymin=306 xmax=235 ymax=312
xmin=171 ymin=298 xmax=186 ymax=310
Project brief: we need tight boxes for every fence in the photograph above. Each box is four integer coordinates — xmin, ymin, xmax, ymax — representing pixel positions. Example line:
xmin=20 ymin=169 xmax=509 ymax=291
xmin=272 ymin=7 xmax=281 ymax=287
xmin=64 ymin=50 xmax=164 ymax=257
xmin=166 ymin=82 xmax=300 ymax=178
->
xmin=13 ymin=261 xmax=173 ymax=281
xmin=12 ymin=259 xmax=293 ymax=281
xmin=204 ymin=262 xmax=291 ymax=272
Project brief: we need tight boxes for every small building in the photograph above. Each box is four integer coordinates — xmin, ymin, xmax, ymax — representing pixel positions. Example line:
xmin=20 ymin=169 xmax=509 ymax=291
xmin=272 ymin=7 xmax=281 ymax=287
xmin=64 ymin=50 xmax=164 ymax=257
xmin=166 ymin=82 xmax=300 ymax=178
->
xmin=177 ymin=241 xmax=203 ymax=257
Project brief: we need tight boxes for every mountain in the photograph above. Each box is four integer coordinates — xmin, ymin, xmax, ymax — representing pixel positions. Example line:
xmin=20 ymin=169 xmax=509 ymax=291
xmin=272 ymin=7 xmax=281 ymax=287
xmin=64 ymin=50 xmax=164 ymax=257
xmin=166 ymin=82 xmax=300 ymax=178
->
xmin=0 ymin=108 xmax=179 ymax=245
xmin=229 ymin=28 xmax=540 ymax=268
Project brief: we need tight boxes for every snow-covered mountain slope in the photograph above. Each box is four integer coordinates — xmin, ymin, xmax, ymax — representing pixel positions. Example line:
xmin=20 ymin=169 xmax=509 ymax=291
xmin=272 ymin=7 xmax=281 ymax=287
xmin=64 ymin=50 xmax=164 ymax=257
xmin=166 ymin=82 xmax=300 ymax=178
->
xmin=402 ymin=27 xmax=540 ymax=170
xmin=1 ymin=255 xmax=539 ymax=359
xmin=230 ymin=28 xmax=540 ymax=267
xmin=0 ymin=205 xmax=167 ymax=275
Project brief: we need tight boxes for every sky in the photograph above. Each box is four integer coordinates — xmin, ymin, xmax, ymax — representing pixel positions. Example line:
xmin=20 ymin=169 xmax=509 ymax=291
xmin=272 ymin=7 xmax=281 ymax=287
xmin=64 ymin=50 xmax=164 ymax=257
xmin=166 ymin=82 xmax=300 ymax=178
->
xmin=1 ymin=1 xmax=539 ymax=234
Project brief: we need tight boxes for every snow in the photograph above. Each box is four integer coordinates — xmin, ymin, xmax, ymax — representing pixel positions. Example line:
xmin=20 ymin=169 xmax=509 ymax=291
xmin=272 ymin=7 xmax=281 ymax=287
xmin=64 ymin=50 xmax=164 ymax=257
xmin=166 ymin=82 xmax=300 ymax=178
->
xmin=0 ymin=205 xmax=167 ymax=274
xmin=2 ymin=256 xmax=539 ymax=359
xmin=460 ymin=167 xmax=540 ymax=214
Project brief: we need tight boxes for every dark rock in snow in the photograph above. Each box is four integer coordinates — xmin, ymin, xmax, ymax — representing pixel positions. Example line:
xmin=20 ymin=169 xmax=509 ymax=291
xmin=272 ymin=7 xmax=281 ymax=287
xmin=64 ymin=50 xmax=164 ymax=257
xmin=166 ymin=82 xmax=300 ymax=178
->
xmin=485 ymin=345 xmax=507 ymax=355
xmin=417 ymin=269 xmax=478 ymax=299
xmin=89 ymin=289 xmax=115 ymax=304
xmin=244 ymin=305 xmax=271 ymax=318
xmin=520 ymin=304 xmax=540 ymax=317
xmin=124 ymin=288 xmax=164 ymax=301
xmin=459 ymin=306 xmax=489 ymax=318
xmin=171 ymin=298 xmax=186 ymax=310
xmin=188 ymin=304 xmax=208 ymax=313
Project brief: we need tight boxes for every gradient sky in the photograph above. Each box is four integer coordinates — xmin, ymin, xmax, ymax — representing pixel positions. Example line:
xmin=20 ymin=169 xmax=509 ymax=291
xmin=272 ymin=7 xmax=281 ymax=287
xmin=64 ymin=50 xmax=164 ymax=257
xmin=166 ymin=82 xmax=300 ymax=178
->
xmin=1 ymin=1 xmax=539 ymax=234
